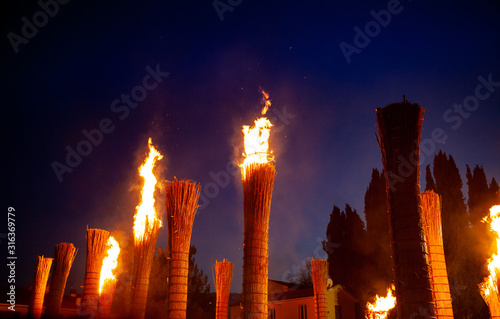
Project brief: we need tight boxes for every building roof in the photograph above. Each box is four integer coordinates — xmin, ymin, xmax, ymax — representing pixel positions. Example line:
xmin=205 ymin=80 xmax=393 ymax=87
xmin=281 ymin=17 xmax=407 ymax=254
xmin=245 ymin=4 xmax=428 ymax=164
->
xmin=270 ymin=287 xmax=314 ymax=301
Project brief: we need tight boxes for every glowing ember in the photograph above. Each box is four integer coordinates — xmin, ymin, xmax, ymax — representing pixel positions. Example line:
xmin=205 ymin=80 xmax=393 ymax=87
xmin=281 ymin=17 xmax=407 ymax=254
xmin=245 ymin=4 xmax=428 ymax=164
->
xmin=366 ymin=285 xmax=396 ymax=319
xmin=133 ymin=138 xmax=163 ymax=240
xmin=99 ymin=236 xmax=120 ymax=294
xmin=479 ymin=205 xmax=500 ymax=300
xmin=240 ymin=90 xmax=274 ymax=176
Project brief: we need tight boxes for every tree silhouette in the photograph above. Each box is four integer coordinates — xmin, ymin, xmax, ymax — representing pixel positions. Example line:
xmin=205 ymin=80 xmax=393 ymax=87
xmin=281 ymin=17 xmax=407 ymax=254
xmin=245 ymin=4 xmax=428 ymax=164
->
xmin=286 ymin=260 xmax=313 ymax=288
xmin=186 ymin=245 xmax=215 ymax=319
xmin=323 ymin=204 xmax=368 ymax=306
xmin=425 ymin=164 xmax=436 ymax=192
xmin=364 ymin=169 xmax=393 ymax=299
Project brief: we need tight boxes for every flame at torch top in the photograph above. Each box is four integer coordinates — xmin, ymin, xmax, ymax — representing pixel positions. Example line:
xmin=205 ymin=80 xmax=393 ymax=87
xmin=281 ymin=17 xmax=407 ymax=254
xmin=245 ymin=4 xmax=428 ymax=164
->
xmin=240 ymin=89 xmax=274 ymax=177
xmin=99 ymin=236 xmax=120 ymax=294
xmin=260 ymin=89 xmax=271 ymax=115
xmin=366 ymin=285 xmax=396 ymax=319
xmin=133 ymin=138 xmax=163 ymax=240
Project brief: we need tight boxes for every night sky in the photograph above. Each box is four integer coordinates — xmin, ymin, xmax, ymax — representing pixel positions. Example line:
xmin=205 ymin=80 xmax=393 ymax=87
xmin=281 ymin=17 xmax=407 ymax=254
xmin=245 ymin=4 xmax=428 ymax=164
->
xmin=2 ymin=0 xmax=500 ymax=295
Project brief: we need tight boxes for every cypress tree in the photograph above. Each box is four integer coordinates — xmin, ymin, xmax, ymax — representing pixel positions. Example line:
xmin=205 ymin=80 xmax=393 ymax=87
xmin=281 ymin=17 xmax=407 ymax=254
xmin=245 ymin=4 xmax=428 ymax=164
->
xmin=364 ymin=169 xmax=393 ymax=298
xmin=425 ymin=164 xmax=436 ymax=192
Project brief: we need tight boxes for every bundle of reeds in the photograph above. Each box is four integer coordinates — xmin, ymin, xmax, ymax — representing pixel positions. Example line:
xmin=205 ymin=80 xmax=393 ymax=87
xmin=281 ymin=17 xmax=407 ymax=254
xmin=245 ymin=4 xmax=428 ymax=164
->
xmin=311 ymin=258 xmax=328 ymax=319
xmin=82 ymin=228 xmax=110 ymax=314
xmin=28 ymin=256 xmax=52 ymax=319
xmin=131 ymin=217 xmax=161 ymax=319
xmin=45 ymin=243 xmax=78 ymax=317
xmin=165 ymin=178 xmax=201 ymax=319
xmin=376 ymin=101 xmax=435 ymax=318
xmin=242 ymin=162 xmax=276 ymax=319
xmin=479 ymin=281 xmax=500 ymax=318
xmin=421 ymin=190 xmax=453 ymax=318
xmin=214 ymin=260 xmax=234 ymax=319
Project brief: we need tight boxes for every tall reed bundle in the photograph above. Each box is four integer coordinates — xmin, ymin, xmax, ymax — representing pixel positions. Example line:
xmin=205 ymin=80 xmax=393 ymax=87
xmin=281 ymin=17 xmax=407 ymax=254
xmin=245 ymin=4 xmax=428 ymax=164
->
xmin=242 ymin=162 xmax=276 ymax=319
xmin=311 ymin=258 xmax=328 ymax=319
xmin=83 ymin=228 xmax=110 ymax=314
xmin=214 ymin=260 xmax=234 ymax=319
xmin=479 ymin=282 xmax=500 ymax=318
xmin=421 ymin=191 xmax=453 ymax=318
xmin=45 ymin=243 xmax=78 ymax=317
xmin=99 ymin=279 xmax=117 ymax=319
xmin=131 ymin=218 xmax=161 ymax=319
xmin=376 ymin=102 xmax=435 ymax=319
xmin=28 ymin=256 xmax=52 ymax=319
xmin=165 ymin=178 xmax=201 ymax=319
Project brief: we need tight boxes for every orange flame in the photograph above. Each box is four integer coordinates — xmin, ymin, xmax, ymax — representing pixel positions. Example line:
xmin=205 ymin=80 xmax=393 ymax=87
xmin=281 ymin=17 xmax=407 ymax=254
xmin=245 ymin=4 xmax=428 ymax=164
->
xmin=479 ymin=205 xmax=500 ymax=299
xmin=260 ymin=89 xmax=271 ymax=115
xmin=99 ymin=236 xmax=120 ymax=294
xmin=366 ymin=285 xmax=396 ymax=319
xmin=240 ymin=90 xmax=274 ymax=176
xmin=133 ymin=138 xmax=163 ymax=240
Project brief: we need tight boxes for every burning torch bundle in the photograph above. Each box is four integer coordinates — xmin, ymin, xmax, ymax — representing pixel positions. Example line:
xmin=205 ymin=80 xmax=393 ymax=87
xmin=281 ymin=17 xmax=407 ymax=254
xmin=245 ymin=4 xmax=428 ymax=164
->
xmin=479 ymin=205 xmax=500 ymax=318
xmin=82 ymin=228 xmax=110 ymax=314
xmin=131 ymin=138 xmax=163 ymax=319
xmin=98 ymin=236 xmax=120 ymax=318
xmin=241 ymin=89 xmax=276 ymax=319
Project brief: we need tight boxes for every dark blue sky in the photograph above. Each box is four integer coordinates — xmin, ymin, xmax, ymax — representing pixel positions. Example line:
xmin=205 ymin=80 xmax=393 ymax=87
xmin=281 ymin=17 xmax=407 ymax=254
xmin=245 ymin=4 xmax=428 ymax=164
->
xmin=2 ymin=0 xmax=500 ymax=294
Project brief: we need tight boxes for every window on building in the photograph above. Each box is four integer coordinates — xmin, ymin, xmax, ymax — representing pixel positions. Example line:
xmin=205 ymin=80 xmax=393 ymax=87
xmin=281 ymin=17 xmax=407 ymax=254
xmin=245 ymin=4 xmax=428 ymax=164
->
xmin=335 ymin=305 xmax=341 ymax=319
xmin=269 ymin=308 xmax=276 ymax=319
xmin=299 ymin=304 xmax=307 ymax=319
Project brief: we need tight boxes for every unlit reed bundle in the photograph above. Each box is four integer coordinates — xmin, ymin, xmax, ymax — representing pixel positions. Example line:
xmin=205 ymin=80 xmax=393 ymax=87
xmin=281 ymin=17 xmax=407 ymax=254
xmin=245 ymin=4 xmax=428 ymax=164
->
xmin=242 ymin=162 xmax=276 ymax=319
xmin=421 ymin=191 xmax=453 ymax=318
xmin=165 ymin=178 xmax=201 ymax=319
xmin=479 ymin=282 xmax=500 ymax=319
xmin=83 ymin=228 xmax=110 ymax=313
xmin=376 ymin=102 xmax=435 ymax=319
xmin=311 ymin=258 xmax=328 ymax=319
xmin=215 ymin=260 xmax=234 ymax=319
xmin=131 ymin=218 xmax=161 ymax=319
xmin=45 ymin=243 xmax=78 ymax=317
xmin=28 ymin=256 xmax=52 ymax=319
xmin=99 ymin=279 xmax=118 ymax=319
